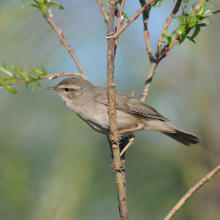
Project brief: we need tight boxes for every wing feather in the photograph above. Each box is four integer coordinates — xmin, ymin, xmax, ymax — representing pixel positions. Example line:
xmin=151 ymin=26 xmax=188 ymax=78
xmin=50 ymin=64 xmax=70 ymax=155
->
xmin=95 ymin=91 xmax=168 ymax=121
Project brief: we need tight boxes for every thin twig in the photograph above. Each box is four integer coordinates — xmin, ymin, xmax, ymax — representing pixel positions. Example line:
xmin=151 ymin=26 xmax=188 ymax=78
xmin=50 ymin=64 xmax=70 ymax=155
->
xmin=140 ymin=62 xmax=156 ymax=102
xmin=107 ymin=0 xmax=128 ymax=219
xmin=115 ymin=0 xmax=126 ymax=49
xmin=206 ymin=9 xmax=220 ymax=17
xmin=96 ymin=0 xmax=109 ymax=22
xmin=44 ymin=14 xmax=87 ymax=80
xmin=164 ymin=165 xmax=220 ymax=220
xmin=139 ymin=0 xmax=153 ymax=60
xmin=10 ymin=73 xmax=81 ymax=85
xmin=109 ymin=0 xmax=158 ymax=39
xmin=156 ymin=0 xmax=182 ymax=59
xmin=140 ymin=0 xmax=181 ymax=103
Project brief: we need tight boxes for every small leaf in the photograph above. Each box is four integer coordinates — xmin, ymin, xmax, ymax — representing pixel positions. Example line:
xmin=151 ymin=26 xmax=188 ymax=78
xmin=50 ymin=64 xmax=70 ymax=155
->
xmin=179 ymin=35 xmax=186 ymax=44
xmin=0 ymin=66 xmax=13 ymax=77
xmin=49 ymin=2 xmax=64 ymax=9
xmin=32 ymin=80 xmax=37 ymax=91
xmin=36 ymin=79 xmax=42 ymax=87
xmin=122 ymin=12 xmax=129 ymax=19
xmin=186 ymin=36 xmax=196 ymax=43
xmin=163 ymin=26 xmax=170 ymax=36
xmin=191 ymin=26 xmax=200 ymax=39
xmin=28 ymin=4 xmax=41 ymax=10
xmin=4 ymin=85 xmax=18 ymax=94
xmin=104 ymin=3 xmax=110 ymax=8
xmin=25 ymin=79 xmax=33 ymax=89
xmin=32 ymin=67 xmax=43 ymax=75
xmin=3 ymin=61 xmax=10 ymax=72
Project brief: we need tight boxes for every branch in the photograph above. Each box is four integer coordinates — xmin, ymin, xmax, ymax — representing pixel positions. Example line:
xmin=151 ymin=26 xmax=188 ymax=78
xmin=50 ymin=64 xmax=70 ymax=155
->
xmin=164 ymin=165 xmax=220 ymax=220
xmin=115 ymin=0 xmax=126 ymax=49
xmin=10 ymin=73 xmax=82 ymax=85
xmin=139 ymin=0 xmax=153 ymax=60
xmin=109 ymin=0 xmax=158 ymax=39
xmin=44 ymin=14 xmax=87 ymax=80
xmin=96 ymin=0 xmax=109 ymax=22
xmin=156 ymin=0 xmax=182 ymax=59
xmin=107 ymin=0 xmax=128 ymax=219
xmin=193 ymin=0 xmax=205 ymax=15
xmin=140 ymin=62 xmax=156 ymax=102
xmin=206 ymin=9 xmax=220 ymax=17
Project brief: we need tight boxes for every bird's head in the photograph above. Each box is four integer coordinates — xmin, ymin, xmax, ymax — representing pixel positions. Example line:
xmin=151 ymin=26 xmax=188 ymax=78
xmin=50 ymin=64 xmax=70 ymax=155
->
xmin=47 ymin=77 xmax=92 ymax=102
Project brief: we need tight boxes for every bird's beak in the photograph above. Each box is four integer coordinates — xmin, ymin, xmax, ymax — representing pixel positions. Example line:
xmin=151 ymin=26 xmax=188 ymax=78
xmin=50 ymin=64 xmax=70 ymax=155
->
xmin=46 ymin=87 xmax=60 ymax=92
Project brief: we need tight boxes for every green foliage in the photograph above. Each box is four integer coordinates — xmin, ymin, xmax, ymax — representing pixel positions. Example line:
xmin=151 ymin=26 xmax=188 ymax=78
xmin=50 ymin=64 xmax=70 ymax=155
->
xmin=0 ymin=61 xmax=48 ymax=94
xmin=162 ymin=1 xmax=212 ymax=45
xmin=20 ymin=0 xmax=64 ymax=15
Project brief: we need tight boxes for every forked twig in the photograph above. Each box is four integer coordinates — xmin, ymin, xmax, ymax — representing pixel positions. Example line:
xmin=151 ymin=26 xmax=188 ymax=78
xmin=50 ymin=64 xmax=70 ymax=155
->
xmin=96 ymin=0 xmax=109 ymax=22
xmin=115 ymin=0 xmax=126 ymax=48
xmin=109 ymin=0 xmax=159 ymax=39
xmin=164 ymin=165 xmax=220 ymax=220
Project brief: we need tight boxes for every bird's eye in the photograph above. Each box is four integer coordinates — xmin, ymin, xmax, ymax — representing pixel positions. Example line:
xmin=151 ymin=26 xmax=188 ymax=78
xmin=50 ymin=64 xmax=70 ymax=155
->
xmin=64 ymin=88 xmax=70 ymax=92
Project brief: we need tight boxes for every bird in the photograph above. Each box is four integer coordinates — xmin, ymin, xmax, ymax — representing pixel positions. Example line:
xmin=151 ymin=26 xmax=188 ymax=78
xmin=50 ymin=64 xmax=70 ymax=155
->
xmin=47 ymin=77 xmax=201 ymax=155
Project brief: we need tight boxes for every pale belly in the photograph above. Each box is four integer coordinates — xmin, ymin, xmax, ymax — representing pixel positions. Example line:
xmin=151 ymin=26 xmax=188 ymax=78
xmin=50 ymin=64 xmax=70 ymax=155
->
xmin=81 ymin=109 xmax=142 ymax=136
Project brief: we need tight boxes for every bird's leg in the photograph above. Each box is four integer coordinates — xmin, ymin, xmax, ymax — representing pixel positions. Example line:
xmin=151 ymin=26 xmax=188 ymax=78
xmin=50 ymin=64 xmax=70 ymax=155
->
xmin=118 ymin=123 xmax=145 ymax=134
xmin=120 ymin=135 xmax=135 ymax=156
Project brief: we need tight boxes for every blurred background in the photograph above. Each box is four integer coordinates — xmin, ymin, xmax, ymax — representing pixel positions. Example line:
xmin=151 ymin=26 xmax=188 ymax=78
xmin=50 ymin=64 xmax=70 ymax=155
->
xmin=0 ymin=0 xmax=220 ymax=219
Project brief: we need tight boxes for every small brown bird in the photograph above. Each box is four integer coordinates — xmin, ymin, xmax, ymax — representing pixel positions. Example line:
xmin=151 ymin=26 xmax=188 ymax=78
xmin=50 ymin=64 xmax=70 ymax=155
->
xmin=47 ymin=77 xmax=201 ymax=155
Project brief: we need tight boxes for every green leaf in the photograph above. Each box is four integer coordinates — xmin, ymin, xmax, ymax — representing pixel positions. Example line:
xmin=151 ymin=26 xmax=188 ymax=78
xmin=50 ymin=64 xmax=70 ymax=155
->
xmin=0 ymin=73 xmax=7 ymax=86
xmin=32 ymin=67 xmax=43 ymax=75
xmin=163 ymin=26 xmax=170 ymax=36
xmin=25 ymin=79 xmax=33 ymax=89
xmin=191 ymin=26 xmax=200 ymax=39
xmin=4 ymin=85 xmax=18 ymax=94
xmin=20 ymin=0 xmax=25 ymax=4
xmin=104 ymin=3 xmax=110 ymax=8
xmin=49 ymin=2 xmax=64 ymax=9
xmin=186 ymin=36 xmax=196 ymax=43
xmin=3 ymin=61 xmax=10 ymax=72
xmin=122 ymin=12 xmax=129 ymax=19
xmin=179 ymin=35 xmax=186 ymax=44
xmin=28 ymin=4 xmax=41 ymax=10
xmin=0 ymin=66 xmax=13 ymax=77
xmin=36 ymin=79 xmax=42 ymax=87
xmin=32 ymin=80 xmax=37 ymax=91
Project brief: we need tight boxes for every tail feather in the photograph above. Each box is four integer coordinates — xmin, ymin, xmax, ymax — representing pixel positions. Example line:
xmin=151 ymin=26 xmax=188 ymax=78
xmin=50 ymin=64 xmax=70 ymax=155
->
xmin=162 ymin=122 xmax=201 ymax=146
xmin=144 ymin=119 xmax=201 ymax=146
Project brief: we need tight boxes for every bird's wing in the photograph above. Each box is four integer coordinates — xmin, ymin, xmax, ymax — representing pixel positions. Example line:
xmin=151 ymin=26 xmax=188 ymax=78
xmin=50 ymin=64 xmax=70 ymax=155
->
xmin=95 ymin=91 xmax=169 ymax=121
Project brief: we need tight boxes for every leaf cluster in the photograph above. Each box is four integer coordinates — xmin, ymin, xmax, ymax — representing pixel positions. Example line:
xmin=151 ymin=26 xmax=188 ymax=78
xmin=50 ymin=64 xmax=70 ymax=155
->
xmin=0 ymin=61 xmax=48 ymax=94
xmin=20 ymin=0 xmax=64 ymax=16
xmin=162 ymin=1 xmax=212 ymax=45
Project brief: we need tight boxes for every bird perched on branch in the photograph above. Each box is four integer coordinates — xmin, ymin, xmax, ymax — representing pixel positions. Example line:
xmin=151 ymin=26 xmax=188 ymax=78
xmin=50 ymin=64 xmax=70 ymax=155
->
xmin=47 ymin=77 xmax=201 ymax=155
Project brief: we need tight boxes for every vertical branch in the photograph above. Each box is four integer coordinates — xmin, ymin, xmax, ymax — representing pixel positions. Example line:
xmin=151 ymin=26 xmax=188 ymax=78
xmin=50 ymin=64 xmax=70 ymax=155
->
xmin=107 ymin=0 xmax=128 ymax=219
xmin=115 ymin=0 xmax=126 ymax=49
xmin=140 ymin=0 xmax=182 ymax=103
xmin=139 ymin=0 xmax=153 ymax=60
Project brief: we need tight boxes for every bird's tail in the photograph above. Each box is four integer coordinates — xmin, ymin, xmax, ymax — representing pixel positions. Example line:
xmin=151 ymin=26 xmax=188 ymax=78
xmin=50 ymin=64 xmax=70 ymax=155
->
xmin=145 ymin=120 xmax=201 ymax=146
